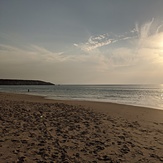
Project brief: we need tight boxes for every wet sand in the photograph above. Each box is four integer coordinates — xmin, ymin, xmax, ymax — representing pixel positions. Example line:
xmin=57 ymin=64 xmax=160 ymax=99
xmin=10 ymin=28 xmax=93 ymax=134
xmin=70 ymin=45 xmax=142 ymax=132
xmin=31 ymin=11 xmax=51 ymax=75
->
xmin=0 ymin=92 xmax=163 ymax=162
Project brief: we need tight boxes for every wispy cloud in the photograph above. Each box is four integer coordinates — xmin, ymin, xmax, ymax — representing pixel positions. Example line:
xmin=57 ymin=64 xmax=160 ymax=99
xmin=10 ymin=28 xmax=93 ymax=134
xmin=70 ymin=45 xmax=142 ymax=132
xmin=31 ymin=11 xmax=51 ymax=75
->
xmin=74 ymin=18 xmax=163 ymax=63
xmin=74 ymin=33 xmax=113 ymax=52
xmin=0 ymin=44 xmax=65 ymax=63
xmin=72 ymin=18 xmax=163 ymax=76
xmin=31 ymin=45 xmax=66 ymax=62
xmin=136 ymin=18 xmax=163 ymax=49
xmin=1 ymin=19 xmax=163 ymax=70
xmin=1 ymin=19 xmax=163 ymax=84
xmin=74 ymin=30 xmax=137 ymax=53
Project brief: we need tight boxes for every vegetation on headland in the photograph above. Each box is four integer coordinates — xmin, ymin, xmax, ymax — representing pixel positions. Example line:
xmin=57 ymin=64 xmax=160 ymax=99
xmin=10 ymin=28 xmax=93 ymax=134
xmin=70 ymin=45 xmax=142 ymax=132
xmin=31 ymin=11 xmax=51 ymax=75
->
xmin=0 ymin=79 xmax=54 ymax=85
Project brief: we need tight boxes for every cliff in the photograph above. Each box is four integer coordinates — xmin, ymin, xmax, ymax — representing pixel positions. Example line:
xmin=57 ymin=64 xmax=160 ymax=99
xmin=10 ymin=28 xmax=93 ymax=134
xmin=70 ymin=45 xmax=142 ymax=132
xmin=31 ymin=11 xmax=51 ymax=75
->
xmin=0 ymin=79 xmax=54 ymax=85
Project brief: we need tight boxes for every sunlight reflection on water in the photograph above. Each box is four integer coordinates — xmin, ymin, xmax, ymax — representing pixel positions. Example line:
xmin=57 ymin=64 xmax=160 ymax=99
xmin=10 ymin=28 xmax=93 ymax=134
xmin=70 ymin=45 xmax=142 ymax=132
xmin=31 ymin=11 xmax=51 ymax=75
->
xmin=0 ymin=84 xmax=163 ymax=110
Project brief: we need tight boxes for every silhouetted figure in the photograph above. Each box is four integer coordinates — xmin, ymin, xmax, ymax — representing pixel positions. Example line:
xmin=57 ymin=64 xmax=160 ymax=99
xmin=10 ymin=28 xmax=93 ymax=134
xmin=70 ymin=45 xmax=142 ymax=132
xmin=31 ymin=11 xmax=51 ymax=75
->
xmin=28 ymin=89 xmax=29 ymax=92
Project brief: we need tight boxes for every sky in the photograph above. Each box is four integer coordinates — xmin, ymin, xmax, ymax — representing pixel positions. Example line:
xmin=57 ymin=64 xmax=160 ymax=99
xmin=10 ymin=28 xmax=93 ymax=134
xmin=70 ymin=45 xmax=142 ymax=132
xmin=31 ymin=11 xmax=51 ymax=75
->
xmin=1 ymin=0 xmax=163 ymax=84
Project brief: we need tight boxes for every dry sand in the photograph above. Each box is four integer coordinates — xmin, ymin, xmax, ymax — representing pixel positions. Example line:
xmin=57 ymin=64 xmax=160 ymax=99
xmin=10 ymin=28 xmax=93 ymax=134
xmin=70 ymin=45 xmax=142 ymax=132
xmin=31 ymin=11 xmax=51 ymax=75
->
xmin=0 ymin=92 xmax=163 ymax=163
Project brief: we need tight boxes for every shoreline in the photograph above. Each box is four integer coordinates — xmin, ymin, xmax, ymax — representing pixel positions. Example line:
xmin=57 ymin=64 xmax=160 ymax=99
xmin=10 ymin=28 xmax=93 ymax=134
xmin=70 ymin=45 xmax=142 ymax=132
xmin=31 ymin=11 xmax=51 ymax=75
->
xmin=45 ymin=96 xmax=163 ymax=111
xmin=1 ymin=90 xmax=163 ymax=111
xmin=1 ymin=92 xmax=163 ymax=123
xmin=1 ymin=83 xmax=163 ymax=111
xmin=0 ymin=92 xmax=163 ymax=162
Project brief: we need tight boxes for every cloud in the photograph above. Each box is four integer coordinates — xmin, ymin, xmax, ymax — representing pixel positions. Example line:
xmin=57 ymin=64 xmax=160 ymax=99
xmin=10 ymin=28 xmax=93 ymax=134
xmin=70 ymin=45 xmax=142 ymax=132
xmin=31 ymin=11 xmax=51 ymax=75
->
xmin=0 ymin=43 xmax=78 ymax=82
xmin=0 ymin=44 xmax=65 ymax=63
xmin=73 ymin=18 xmax=163 ymax=75
xmin=74 ymin=30 xmax=137 ymax=53
xmin=31 ymin=45 xmax=66 ymax=62
xmin=1 ymin=19 xmax=163 ymax=84
xmin=136 ymin=18 xmax=163 ymax=48
xmin=74 ymin=33 xmax=114 ymax=52
xmin=138 ymin=18 xmax=154 ymax=39
xmin=1 ymin=19 xmax=162 ymax=70
xmin=74 ymin=18 xmax=163 ymax=59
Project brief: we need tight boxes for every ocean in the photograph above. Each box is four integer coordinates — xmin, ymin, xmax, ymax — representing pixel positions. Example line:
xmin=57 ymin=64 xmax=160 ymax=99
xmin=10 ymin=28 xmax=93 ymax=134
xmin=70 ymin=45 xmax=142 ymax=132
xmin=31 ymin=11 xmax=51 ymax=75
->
xmin=0 ymin=85 xmax=163 ymax=110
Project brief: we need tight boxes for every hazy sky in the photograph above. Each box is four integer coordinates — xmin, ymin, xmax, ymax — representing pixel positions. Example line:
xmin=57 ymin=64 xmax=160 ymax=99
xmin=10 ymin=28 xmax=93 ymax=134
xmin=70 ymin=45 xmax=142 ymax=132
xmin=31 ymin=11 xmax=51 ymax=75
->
xmin=1 ymin=0 xmax=163 ymax=84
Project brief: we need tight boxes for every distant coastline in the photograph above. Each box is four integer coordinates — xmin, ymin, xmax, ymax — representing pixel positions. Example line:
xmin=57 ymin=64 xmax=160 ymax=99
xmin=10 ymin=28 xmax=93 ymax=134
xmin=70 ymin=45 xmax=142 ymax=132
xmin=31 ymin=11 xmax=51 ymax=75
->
xmin=0 ymin=79 xmax=54 ymax=85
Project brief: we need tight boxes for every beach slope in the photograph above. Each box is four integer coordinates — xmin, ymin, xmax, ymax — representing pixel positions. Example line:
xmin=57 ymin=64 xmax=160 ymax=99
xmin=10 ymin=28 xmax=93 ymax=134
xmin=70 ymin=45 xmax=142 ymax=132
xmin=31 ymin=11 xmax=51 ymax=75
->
xmin=0 ymin=93 xmax=163 ymax=162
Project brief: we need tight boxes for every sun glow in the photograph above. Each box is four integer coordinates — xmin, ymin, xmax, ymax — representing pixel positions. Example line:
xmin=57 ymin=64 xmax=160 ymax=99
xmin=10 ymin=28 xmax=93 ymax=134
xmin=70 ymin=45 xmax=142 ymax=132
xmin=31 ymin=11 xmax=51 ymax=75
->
xmin=158 ymin=33 xmax=163 ymax=48
xmin=160 ymin=40 xmax=163 ymax=48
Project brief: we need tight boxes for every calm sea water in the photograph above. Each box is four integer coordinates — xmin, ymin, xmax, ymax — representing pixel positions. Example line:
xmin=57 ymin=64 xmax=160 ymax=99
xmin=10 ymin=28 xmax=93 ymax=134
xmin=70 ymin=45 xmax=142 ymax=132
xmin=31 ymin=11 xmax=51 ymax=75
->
xmin=0 ymin=85 xmax=163 ymax=110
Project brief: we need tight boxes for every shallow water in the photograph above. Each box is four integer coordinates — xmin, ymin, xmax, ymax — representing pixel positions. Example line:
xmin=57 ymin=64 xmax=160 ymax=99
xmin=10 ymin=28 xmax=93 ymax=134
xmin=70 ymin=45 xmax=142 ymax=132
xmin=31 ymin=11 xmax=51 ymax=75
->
xmin=0 ymin=84 xmax=163 ymax=110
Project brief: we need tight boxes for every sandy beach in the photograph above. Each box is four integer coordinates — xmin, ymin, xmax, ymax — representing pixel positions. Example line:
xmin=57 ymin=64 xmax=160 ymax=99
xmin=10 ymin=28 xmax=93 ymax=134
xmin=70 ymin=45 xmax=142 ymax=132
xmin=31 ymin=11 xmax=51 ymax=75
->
xmin=0 ymin=92 xmax=163 ymax=163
